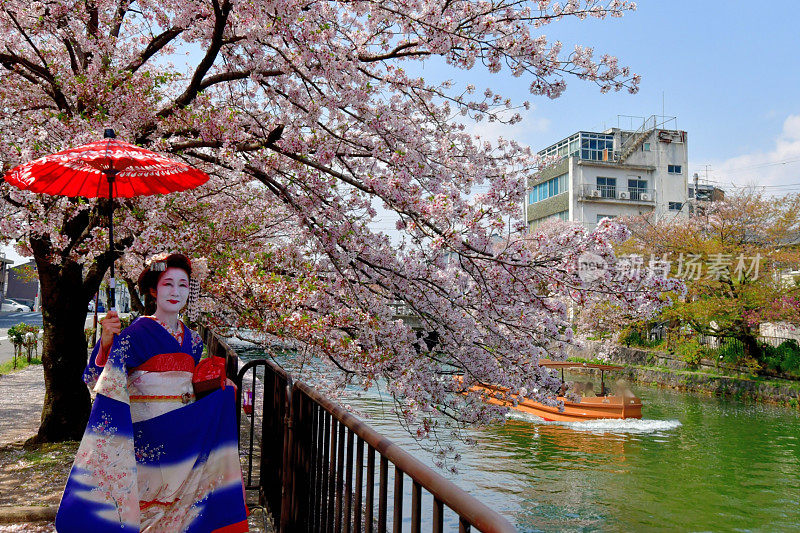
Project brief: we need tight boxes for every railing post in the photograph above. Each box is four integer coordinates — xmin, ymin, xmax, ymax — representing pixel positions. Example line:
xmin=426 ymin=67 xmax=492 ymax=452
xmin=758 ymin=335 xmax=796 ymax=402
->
xmin=365 ymin=446 xmax=375 ymax=533
xmin=432 ymin=497 xmax=443 ymax=533
xmin=344 ymin=429 xmax=354 ymax=533
xmin=225 ymin=344 xmax=238 ymax=385
xmin=392 ymin=466 xmax=403 ymax=533
xmin=335 ymin=421 xmax=345 ymax=533
xmin=354 ymin=437 xmax=364 ymax=533
xmin=378 ymin=455 xmax=388 ymax=533
xmin=327 ymin=418 xmax=339 ymax=532
xmin=410 ymin=481 xmax=421 ymax=533
xmin=321 ymin=413 xmax=331 ymax=531
xmin=279 ymin=379 xmax=294 ymax=533
xmin=315 ymin=408 xmax=326 ymax=532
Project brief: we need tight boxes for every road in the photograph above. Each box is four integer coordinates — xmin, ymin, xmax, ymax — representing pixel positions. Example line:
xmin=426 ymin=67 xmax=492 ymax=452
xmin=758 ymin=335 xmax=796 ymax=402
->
xmin=0 ymin=312 xmax=99 ymax=365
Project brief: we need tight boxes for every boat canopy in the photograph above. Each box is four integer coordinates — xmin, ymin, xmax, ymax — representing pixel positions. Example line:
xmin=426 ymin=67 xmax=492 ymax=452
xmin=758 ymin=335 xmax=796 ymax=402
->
xmin=538 ymin=360 xmax=624 ymax=371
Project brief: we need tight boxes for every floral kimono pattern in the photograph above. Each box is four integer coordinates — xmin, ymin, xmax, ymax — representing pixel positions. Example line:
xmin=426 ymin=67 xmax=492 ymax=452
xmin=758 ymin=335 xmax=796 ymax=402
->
xmin=56 ymin=317 xmax=248 ymax=533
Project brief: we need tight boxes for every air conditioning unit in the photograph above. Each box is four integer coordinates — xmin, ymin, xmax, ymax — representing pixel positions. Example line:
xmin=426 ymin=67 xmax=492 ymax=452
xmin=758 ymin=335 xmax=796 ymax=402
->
xmin=590 ymin=189 xmax=602 ymax=198
xmin=617 ymin=191 xmax=630 ymax=200
xmin=640 ymin=193 xmax=652 ymax=201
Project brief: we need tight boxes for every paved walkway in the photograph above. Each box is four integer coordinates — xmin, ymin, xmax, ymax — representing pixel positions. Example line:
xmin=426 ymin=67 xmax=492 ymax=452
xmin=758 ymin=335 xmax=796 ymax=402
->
xmin=0 ymin=365 xmax=44 ymax=445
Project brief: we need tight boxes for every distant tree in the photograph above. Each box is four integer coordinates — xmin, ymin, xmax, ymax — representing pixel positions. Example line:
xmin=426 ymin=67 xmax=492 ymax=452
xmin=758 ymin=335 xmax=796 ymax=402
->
xmin=622 ymin=190 xmax=800 ymax=362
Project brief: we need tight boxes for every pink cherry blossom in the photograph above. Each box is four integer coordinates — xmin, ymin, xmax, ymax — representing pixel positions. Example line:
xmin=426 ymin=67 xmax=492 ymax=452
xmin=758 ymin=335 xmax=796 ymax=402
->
xmin=0 ymin=0 xmax=658 ymax=445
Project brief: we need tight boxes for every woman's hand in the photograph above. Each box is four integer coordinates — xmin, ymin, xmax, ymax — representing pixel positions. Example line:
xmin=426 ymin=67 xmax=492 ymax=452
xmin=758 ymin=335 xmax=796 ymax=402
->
xmin=100 ymin=310 xmax=121 ymax=352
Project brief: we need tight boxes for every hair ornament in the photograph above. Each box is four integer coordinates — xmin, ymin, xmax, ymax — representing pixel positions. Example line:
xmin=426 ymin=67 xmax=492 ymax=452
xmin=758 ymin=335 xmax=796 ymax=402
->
xmin=145 ymin=252 xmax=172 ymax=273
xmin=185 ymin=257 xmax=207 ymax=322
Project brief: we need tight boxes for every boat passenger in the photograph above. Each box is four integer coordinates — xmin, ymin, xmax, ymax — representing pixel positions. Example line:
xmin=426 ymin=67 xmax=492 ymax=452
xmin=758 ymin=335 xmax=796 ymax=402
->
xmin=615 ymin=378 xmax=634 ymax=400
xmin=583 ymin=381 xmax=596 ymax=397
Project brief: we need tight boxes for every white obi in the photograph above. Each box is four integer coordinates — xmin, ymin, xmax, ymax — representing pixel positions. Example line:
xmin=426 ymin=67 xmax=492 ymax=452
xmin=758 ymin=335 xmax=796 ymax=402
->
xmin=128 ymin=370 xmax=195 ymax=423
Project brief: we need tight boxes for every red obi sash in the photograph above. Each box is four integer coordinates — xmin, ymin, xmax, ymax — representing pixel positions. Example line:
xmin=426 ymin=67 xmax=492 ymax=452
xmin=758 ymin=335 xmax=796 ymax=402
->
xmin=130 ymin=353 xmax=196 ymax=373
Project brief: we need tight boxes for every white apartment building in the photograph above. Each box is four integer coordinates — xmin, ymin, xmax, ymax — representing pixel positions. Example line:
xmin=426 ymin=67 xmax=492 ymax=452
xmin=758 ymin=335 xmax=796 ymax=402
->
xmin=526 ymin=116 xmax=689 ymax=230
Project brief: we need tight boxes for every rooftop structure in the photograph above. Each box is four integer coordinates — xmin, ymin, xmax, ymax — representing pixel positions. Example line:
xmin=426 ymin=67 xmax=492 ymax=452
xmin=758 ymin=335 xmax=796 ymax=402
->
xmin=688 ymin=180 xmax=725 ymax=215
xmin=526 ymin=115 xmax=689 ymax=230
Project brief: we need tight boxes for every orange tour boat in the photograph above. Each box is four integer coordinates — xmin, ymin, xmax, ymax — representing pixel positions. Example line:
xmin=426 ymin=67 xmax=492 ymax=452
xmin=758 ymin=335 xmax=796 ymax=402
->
xmin=473 ymin=360 xmax=642 ymax=422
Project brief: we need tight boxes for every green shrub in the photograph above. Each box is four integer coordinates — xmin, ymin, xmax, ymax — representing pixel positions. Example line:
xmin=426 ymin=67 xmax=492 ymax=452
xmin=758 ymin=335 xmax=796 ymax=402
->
xmin=759 ymin=340 xmax=800 ymax=376
xmin=776 ymin=340 xmax=800 ymax=374
xmin=674 ymin=338 xmax=707 ymax=367
xmin=7 ymin=323 xmax=41 ymax=364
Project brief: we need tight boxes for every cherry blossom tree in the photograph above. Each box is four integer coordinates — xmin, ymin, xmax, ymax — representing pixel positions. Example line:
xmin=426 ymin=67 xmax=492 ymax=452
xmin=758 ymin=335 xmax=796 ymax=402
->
xmin=0 ymin=0 xmax=671 ymax=443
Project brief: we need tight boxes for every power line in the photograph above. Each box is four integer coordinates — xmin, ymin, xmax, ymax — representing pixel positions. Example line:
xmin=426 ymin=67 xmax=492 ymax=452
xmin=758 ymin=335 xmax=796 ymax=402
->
xmin=714 ymin=156 xmax=800 ymax=174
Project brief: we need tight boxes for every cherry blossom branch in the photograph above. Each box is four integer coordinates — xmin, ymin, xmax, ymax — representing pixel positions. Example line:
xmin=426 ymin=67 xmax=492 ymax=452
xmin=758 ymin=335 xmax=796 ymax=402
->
xmin=156 ymin=0 xmax=232 ymax=118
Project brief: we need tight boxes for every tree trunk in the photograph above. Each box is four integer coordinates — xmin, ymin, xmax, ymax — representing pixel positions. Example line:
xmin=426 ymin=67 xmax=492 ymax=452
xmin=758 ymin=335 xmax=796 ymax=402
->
xmin=740 ymin=330 xmax=762 ymax=362
xmin=125 ymin=276 xmax=144 ymax=314
xmin=27 ymin=259 xmax=92 ymax=444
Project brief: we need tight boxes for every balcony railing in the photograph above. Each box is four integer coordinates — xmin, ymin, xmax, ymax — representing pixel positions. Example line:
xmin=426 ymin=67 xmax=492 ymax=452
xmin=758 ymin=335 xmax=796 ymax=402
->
xmin=579 ymin=184 xmax=656 ymax=202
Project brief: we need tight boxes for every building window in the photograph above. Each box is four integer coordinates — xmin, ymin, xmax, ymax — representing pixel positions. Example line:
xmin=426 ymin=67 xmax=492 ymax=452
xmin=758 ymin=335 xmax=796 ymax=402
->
xmin=669 ymin=202 xmax=683 ymax=211
xmin=642 ymin=142 xmax=651 ymax=152
xmin=596 ymin=177 xmax=616 ymax=198
xmin=628 ymin=178 xmax=647 ymax=200
xmin=579 ymin=133 xmax=614 ymax=161
xmin=529 ymin=173 xmax=567 ymax=204
xmin=668 ymin=164 xmax=682 ymax=174
xmin=539 ymin=132 xmax=614 ymax=161
xmin=596 ymin=214 xmax=616 ymax=223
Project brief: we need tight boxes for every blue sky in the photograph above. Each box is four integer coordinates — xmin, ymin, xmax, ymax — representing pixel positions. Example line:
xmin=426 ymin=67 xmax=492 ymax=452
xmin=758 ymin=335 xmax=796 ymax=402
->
xmin=443 ymin=1 xmax=800 ymax=192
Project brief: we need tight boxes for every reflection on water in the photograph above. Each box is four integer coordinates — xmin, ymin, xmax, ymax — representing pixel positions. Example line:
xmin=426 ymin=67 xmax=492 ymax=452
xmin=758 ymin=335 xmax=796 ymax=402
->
xmin=237 ymin=347 xmax=800 ymax=531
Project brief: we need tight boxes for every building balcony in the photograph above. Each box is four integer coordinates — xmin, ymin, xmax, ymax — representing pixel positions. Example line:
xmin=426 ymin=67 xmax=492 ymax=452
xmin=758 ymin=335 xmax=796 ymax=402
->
xmin=578 ymin=184 xmax=656 ymax=203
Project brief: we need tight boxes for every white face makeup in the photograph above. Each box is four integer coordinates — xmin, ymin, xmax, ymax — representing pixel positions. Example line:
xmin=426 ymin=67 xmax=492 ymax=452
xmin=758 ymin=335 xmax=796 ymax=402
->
xmin=152 ymin=267 xmax=190 ymax=315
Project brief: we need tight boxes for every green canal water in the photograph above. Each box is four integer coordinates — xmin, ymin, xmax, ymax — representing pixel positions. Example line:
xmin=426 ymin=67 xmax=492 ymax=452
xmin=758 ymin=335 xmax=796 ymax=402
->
xmin=237 ymin=349 xmax=800 ymax=531
xmin=350 ymin=385 xmax=800 ymax=532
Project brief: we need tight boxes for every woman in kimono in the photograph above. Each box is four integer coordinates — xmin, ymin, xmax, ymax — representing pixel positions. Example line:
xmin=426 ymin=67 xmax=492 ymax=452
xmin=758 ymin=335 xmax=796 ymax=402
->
xmin=56 ymin=253 xmax=248 ymax=533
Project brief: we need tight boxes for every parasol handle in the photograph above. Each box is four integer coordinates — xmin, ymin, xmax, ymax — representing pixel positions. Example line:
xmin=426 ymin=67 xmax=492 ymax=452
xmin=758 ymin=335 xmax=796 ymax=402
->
xmin=104 ymin=128 xmax=117 ymax=312
xmin=106 ymin=167 xmax=117 ymax=313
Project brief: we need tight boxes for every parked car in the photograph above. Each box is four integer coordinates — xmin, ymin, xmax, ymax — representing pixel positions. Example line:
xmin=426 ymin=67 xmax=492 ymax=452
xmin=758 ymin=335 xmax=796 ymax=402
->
xmin=88 ymin=300 xmax=106 ymax=312
xmin=16 ymin=298 xmax=35 ymax=310
xmin=1 ymin=298 xmax=32 ymax=313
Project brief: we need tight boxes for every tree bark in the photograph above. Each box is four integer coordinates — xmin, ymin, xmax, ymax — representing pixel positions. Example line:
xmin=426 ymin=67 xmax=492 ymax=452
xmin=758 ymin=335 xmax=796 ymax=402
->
xmin=740 ymin=330 xmax=763 ymax=362
xmin=27 ymin=257 xmax=92 ymax=444
xmin=125 ymin=276 xmax=144 ymax=314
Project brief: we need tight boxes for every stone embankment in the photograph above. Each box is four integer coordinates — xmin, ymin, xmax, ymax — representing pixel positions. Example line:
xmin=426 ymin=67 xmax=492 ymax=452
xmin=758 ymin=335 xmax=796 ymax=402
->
xmin=568 ymin=340 xmax=800 ymax=407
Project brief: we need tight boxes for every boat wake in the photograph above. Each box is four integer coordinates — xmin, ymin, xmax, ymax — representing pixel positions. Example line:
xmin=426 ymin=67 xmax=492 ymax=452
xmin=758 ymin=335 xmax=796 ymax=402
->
xmin=506 ymin=411 xmax=682 ymax=434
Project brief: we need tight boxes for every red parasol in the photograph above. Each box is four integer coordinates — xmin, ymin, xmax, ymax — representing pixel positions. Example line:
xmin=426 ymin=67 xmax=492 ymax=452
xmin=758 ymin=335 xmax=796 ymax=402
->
xmin=4 ymin=129 xmax=209 ymax=310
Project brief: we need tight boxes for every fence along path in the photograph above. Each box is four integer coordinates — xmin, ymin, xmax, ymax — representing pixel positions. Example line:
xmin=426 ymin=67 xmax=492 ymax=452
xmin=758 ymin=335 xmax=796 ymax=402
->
xmin=199 ymin=326 xmax=516 ymax=533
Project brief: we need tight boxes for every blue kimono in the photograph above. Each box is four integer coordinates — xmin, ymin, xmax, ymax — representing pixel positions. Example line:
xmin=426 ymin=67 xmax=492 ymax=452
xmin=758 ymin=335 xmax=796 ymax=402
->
xmin=56 ymin=317 xmax=248 ymax=532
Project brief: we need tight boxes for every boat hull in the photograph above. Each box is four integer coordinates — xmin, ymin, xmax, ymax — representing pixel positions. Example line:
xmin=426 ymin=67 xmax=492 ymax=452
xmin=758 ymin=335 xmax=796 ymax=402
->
xmin=478 ymin=388 xmax=642 ymax=422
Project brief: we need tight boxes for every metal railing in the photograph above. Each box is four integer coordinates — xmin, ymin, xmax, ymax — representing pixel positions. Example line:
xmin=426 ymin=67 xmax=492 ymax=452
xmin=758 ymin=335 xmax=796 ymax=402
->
xmin=203 ymin=327 xmax=516 ymax=532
